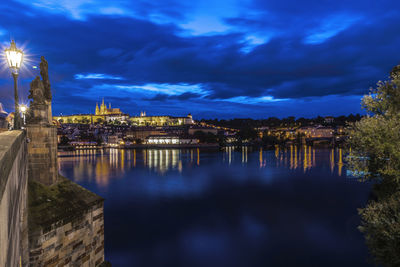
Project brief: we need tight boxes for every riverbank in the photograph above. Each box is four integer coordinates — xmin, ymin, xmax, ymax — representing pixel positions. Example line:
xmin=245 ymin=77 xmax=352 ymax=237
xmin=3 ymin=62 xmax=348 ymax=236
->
xmin=59 ymin=143 xmax=220 ymax=151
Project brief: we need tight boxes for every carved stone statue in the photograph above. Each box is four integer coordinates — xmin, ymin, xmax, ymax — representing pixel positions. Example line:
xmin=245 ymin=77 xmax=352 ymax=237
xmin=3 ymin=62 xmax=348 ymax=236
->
xmin=28 ymin=76 xmax=45 ymax=106
xmin=26 ymin=56 xmax=59 ymax=187
xmin=27 ymin=56 xmax=53 ymax=125
xmin=40 ymin=56 xmax=52 ymax=101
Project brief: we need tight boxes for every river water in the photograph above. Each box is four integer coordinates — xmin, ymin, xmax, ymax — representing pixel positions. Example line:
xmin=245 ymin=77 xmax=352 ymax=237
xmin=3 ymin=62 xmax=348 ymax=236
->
xmin=58 ymin=146 xmax=372 ymax=267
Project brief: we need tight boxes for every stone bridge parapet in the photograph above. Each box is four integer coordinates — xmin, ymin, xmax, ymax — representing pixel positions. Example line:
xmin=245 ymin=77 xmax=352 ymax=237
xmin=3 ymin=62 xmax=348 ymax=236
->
xmin=0 ymin=130 xmax=29 ymax=266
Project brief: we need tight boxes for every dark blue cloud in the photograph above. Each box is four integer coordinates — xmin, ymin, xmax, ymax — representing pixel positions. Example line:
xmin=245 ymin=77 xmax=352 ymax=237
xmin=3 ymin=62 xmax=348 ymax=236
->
xmin=0 ymin=0 xmax=399 ymax=119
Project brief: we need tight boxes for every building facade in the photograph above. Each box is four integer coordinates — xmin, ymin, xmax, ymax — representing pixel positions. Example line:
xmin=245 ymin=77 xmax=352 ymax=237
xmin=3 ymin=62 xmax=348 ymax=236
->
xmin=54 ymin=99 xmax=129 ymax=124
xmin=130 ymin=114 xmax=193 ymax=126
xmin=146 ymin=135 xmax=199 ymax=145
xmin=95 ymin=99 xmax=123 ymax=116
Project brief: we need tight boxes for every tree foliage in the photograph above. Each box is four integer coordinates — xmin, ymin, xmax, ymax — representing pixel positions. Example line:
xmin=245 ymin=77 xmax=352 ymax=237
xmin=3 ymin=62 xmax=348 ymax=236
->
xmin=358 ymin=191 xmax=400 ymax=267
xmin=347 ymin=65 xmax=400 ymax=267
xmin=193 ymin=131 xmax=218 ymax=143
xmin=347 ymin=66 xmax=400 ymax=189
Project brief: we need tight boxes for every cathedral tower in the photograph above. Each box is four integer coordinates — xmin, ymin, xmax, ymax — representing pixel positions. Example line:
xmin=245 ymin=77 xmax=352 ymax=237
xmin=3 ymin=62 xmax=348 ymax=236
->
xmin=100 ymin=98 xmax=106 ymax=114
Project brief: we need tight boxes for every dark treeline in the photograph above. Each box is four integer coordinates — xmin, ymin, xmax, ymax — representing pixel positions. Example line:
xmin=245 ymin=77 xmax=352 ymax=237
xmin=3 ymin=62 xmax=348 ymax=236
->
xmin=200 ymin=114 xmax=362 ymax=129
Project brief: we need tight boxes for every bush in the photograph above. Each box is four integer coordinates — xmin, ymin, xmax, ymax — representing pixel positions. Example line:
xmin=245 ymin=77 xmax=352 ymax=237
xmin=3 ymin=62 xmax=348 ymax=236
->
xmin=359 ymin=191 xmax=400 ymax=267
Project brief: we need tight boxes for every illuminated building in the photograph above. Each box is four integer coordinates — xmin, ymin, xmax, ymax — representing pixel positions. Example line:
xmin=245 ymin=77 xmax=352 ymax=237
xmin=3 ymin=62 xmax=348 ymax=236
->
xmin=95 ymin=99 xmax=122 ymax=116
xmin=296 ymin=126 xmax=334 ymax=138
xmin=107 ymin=134 xmax=124 ymax=145
xmin=53 ymin=98 xmax=128 ymax=123
xmin=126 ymin=128 xmax=167 ymax=142
xmin=54 ymin=100 xmax=193 ymax=126
xmin=324 ymin=116 xmax=334 ymax=124
xmin=146 ymin=135 xmax=199 ymax=145
xmin=130 ymin=113 xmax=193 ymax=126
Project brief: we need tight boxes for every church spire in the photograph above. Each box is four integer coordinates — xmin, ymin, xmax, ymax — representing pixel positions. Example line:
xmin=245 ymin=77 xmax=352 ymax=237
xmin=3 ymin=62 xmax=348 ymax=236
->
xmin=95 ymin=102 xmax=99 ymax=115
xmin=100 ymin=98 xmax=105 ymax=114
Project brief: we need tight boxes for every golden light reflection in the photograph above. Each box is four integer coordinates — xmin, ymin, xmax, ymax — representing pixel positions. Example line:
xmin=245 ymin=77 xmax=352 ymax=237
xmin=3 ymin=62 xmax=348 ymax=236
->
xmin=302 ymin=145 xmax=313 ymax=172
xmin=290 ymin=145 xmax=293 ymax=169
xmin=338 ymin=148 xmax=343 ymax=176
xmin=133 ymin=149 xmax=136 ymax=167
xmin=121 ymin=149 xmax=125 ymax=170
xmin=228 ymin=147 xmax=232 ymax=165
xmin=178 ymin=160 xmax=183 ymax=173
xmin=139 ymin=149 xmax=186 ymax=174
xmin=284 ymin=148 xmax=288 ymax=167
xmin=58 ymin=145 xmax=347 ymax=188
xmin=242 ymin=146 xmax=248 ymax=163
xmin=313 ymin=148 xmax=316 ymax=167
xmin=95 ymin=157 xmax=111 ymax=187
xmin=303 ymin=145 xmax=308 ymax=173
xmin=275 ymin=146 xmax=279 ymax=159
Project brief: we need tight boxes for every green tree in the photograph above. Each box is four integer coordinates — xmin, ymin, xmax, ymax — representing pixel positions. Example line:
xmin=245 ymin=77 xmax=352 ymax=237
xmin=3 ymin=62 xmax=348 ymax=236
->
xmin=358 ymin=191 xmax=400 ymax=267
xmin=347 ymin=67 xmax=400 ymax=190
xmin=347 ymin=65 xmax=400 ymax=267
xmin=96 ymin=137 xmax=103 ymax=146
xmin=112 ymin=120 xmax=121 ymax=125
xmin=238 ymin=126 xmax=258 ymax=142
xmin=261 ymin=133 xmax=279 ymax=146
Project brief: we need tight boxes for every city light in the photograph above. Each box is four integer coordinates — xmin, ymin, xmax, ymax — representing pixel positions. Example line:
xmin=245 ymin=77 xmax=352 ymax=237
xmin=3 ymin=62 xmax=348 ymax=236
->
xmin=4 ymin=40 xmax=24 ymax=129
xmin=5 ymin=40 xmax=23 ymax=72
xmin=20 ymin=105 xmax=27 ymax=113
xmin=20 ymin=104 xmax=27 ymax=126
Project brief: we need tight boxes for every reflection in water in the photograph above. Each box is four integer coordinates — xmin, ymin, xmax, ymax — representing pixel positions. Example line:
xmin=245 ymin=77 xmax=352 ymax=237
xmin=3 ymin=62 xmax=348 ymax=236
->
xmin=134 ymin=149 xmax=136 ymax=167
xmin=145 ymin=149 xmax=185 ymax=173
xmin=338 ymin=148 xmax=343 ymax=176
xmin=242 ymin=146 xmax=248 ymax=163
xmin=58 ymin=147 xmax=368 ymax=267
xmin=271 ymin=145 xmax=345 ymax=176
xmin=59 ymin=146 xmax=347 ymax=188
xmin=259 ymin=148 xmax=265 ymax=168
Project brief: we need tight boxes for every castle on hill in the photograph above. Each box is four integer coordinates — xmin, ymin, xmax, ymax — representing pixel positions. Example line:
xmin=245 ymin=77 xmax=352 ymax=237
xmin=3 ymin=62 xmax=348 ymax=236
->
xmin=95 ymin=98 xmax=123 ymax=116
xmin=53 ymin=98 xmax=193 ymax=126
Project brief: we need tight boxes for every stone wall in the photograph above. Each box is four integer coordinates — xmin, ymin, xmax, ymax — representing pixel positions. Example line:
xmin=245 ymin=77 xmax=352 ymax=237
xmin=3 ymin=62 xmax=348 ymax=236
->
xmin=27 ymin=124 xmax=59 ymax=185
xmin=29 ymin=202 xmax=104 ymax=267
xmin=28 ymin=177 xmax=105 ymax=267
xmin=0 ymin=130 xmax=29 ymax=266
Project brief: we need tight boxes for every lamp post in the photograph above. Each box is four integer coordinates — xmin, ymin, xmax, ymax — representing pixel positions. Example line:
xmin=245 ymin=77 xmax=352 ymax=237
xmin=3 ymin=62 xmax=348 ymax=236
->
xmin=20 ymin=104 xmax=27 ymax=126
xmin=5 ymin=40 xmax=23 ymax=130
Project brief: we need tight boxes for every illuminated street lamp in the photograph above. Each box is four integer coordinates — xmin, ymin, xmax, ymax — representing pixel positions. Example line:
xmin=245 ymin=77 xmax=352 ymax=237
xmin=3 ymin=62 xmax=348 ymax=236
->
xmin=20 ymin=104 xmax=27 ymax=126
xmin=5 ymin=40 xmax=23 ymax=130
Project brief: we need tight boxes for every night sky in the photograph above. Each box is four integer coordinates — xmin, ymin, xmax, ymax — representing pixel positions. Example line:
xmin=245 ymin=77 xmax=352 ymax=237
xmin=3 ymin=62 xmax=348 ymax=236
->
xmin=1 ymin=0 xmax=400 ymax=119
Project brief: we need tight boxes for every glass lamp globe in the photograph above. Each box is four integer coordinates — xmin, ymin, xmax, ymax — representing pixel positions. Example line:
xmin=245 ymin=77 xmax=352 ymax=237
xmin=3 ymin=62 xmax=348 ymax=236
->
xmin=5 ymin=40 xmax=23 ymax=72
